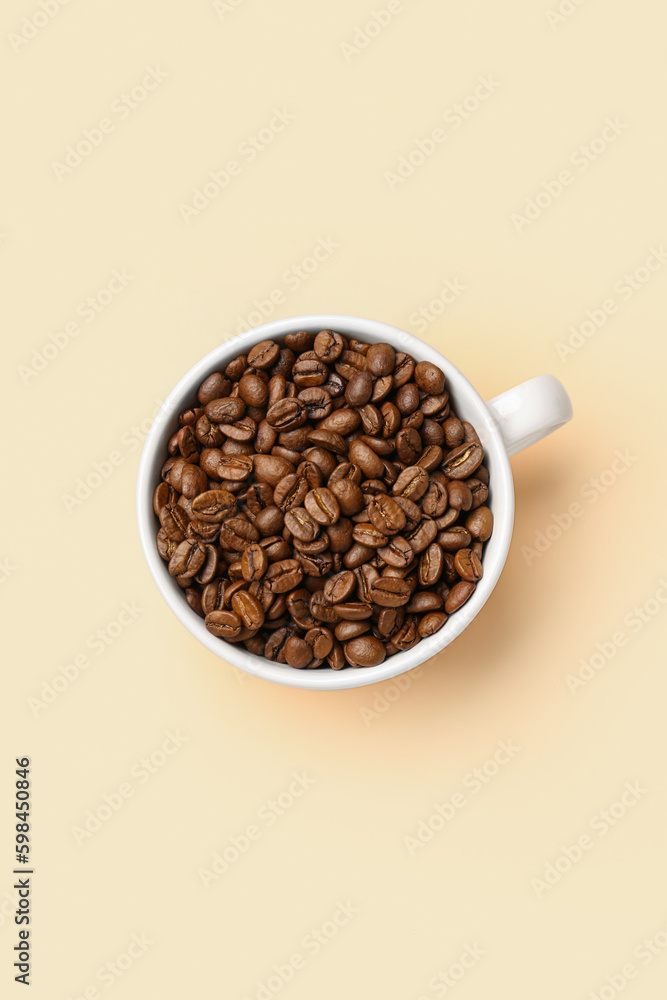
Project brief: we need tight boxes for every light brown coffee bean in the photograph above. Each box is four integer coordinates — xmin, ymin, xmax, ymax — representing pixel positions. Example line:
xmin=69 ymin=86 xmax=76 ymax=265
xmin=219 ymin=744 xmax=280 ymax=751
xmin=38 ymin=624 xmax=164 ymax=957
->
xmin=344 ymin=635 xmax=386 ymax=667
xmin=465 ymin=505 xmax=493 ymax=541
xmin=241 ymin=543 xmax=269 ymax=582
xmin=454 ymin=548 xmax=483 ymax=582
xmin=205 ymin=610 xmax=242 ymax=639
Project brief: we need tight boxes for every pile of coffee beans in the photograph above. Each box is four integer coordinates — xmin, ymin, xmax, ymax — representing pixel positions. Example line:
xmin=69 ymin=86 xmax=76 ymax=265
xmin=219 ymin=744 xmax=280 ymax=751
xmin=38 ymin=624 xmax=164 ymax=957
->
xmin=153 ymin=331 xmax=492 ymax=669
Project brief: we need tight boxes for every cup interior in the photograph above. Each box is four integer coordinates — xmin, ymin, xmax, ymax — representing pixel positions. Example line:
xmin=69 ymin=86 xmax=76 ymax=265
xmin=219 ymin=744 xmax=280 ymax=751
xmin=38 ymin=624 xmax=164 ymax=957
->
xmin=136 ymin=315 xmax=515 ymax=690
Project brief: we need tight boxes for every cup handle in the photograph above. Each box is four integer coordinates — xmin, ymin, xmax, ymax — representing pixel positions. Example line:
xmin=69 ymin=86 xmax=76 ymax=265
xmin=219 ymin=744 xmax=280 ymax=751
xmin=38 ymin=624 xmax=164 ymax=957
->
xmin=486 ymin=375 xmax=573 ymax=457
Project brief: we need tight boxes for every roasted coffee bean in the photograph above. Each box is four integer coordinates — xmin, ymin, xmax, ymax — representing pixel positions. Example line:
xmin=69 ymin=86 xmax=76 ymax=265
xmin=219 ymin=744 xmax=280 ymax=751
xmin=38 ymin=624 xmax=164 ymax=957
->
xmin=205 ymin=610 xmax=242 ymax=639
xmin=266 ymin=398 xmax=307 ymax=431
xmin=443 ymin=417 xmax=464 ymax=447
xmin=273 ymin=473 xmax=308 ymax=511
xmin=345 ymin=370 xmax=373 ymax=407
xmin=393 ymin=465 xmax=429 ymax=501
xmin=298 ymin=386 xmax=332 ymax=420
xmin=199 ymin=372 xmax=230 ymax=405
xmin=284 ymin=636 xmax=313 ymax=668
xmin=407 ymin=591 xmax=443 ymax=613
xmin=323 ymin=570 xmax=357 ymax=604
xmin=370 ymin=577 xmax=411 ymax=607
xmin=367 ymin=493 xmax=406 ymax=535
xmin=444 ymin=580 xmax=475 ymax=613
xmin=265 ymin=558 xmax=303 ymax=593
xmin=344 ymin=635 xmax=386 ymax=667
xmin=247 ymin=340 xmax=280 ymax=370
xmin=335 ymin=621 xmax=371 ymax=641
xmin=377 ymin=534 xmax=414 ymax=568
xmin=241 ymin=543 xmax=268 ymax=582
xmin=231 ymin=590 xmax=265 ymax=629
xmin=465 ymin=505 xmax=493 ymax=541
xmin=284 ymin=507 xmax=320 ymax=542
xmin=352 ymin=523 xmax=387 ymax=548
xmin=366 ymin=342 xmax=395 ymax=377
xmin=154 ymin=330 xmax=491 ymax=669
xmin=418 ymin=543 xmax=444 ymax=586
xmin=219 ymin=517 xmax=260 ymax=551
xmin=442 ymin=442 xmax=484 ymax=480
xmin=305 ymin=627 xmax=334 ymax=659
xmin=296 ymin=550 xmax=333 ymax=577
xmin=395 ymin=427 xmax=422 ymax=464
xmin=437 ymin=526 xmax=472 ymax=552
xmin=253 ymin=454 xmax=295 ymax=486
xmin=348 ymin=439 xmax=384 ymax=479
xmin=304 ymin=487 xmax=340 ymax=525
xmin=421 ymin=480 xmax=448 ymax=517
xmin=418 ymin=612 xmax=448 ymax=637
xmin=254 ymin=506 xmax=284 ymax=536
xmin=454 ymin=548 xmax=483 ymax=582
xmin=447 ymin=480 xmax=473 ymax=511
xmin=330 ymin=478 xmax=364 ymax=516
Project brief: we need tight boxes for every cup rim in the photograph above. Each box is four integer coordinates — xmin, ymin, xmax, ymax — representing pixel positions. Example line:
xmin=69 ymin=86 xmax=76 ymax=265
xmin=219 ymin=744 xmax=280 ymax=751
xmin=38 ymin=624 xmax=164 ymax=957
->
xmin=136 ymin=314 xmax=515 ymax=690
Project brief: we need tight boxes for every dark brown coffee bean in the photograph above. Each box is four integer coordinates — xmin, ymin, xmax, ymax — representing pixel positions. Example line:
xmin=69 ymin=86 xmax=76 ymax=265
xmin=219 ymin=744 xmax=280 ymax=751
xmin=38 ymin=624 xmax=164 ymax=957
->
xmin=284 ymin=636 xmax=313 ymax=668
xmin=417 ymin=445 xmax=443 ymax=472
xmin=358 ymin=404 xmax=383 ymax=436
xmin=217 ymin=455 xmax=254 ymax=482
xmin=292 ymin=358 xmax=328 ymax=387
xmin=421 ymin=480 xmax=448 ymax=518
xmin=444 ymin=580 xmax=475 ymax=613
xmin=219 ymin=517 xmax=260 ymax=551
xmin=272 ymin=473 xmax=307 ymax=512
xmin=283 ymin=330 xmax=313 ymax=352
xmin=345 ymin=371 xmax=374 ymax=407
xmin=329 ymin=478 xmax=364 ymax=517
xmin=254 ymin=506 xmax=284 ymax=536
xmin=335 ymin=621 xmax=371 ymax=641
xmin=447 ymin=480 xmax=473 ymax=511
xmin=335 ymin=601 xmax=373 ymax=621
xmin=198 ymin=372 xmax=231 ymax=405
xmin=304 ymin=487 xmax=340 ymax=526
xmin=307 ymin=428 xmax=347 ymax=455
xmin=266 ymin=398 xmax=307 ymax=431
xmin=407 ymin=591 xmax=443 ymax=613
xmin=191 ymin=489 xmax=237 ymax=523
xmin=205 ymin=396 xmax=246 ymax=424
xmin=175 ymin=428 xmax=198 ymax=462
xmin=159 ymin=504 xmax=191 ymax=541
xmin=418 ymin=612 xmax=448 ymax=637
xmin=202 ymin=579 xmax=226 ymax=615
xmin=239 ymin=373 xmax=268 ymax=408
xmin=313 ymin=330 xmax=344 ymax=362
xmin=241 ymin=543 xmax=268 ymax=582
xmin=284 ymin=507 xmax=320 ymax=542
xmin=343 ymin=543 xmax=375 ymax=569
xmin=253 ymin=454 xmax=295 ymax=486
xmin=465 ymin=505 xmax=493 ymax=541
xmin=414 ymin=361 xmax=445 ymax=395
xmin=367 ymin=494 xmax=406 ymax=535
xmin=168 ymin=539 xmax=206 ymax=578
xmin=393 ymin=465 xmax=429 ymax=501
xmin=418 ymin=543 xmax=444 ymax=586
xmin=305 ymin=627 xmax=334 ymax=659
xmin=205 ymin=610 xmax=242 ymax=639
xmin=437 ymin=526 xmax=471 ymax=552
xmin=377 ymin=535 xmax=414 ymax=568
xmin=377 ymin=606 xmax=404 ymax=637
xmin=366 ymin=342 xmax=395 ymax=377
xmin=443 ymin=417 xmax=464 ymax=447
xmin=296 ymin=550 xmax=333 ymax=577
xmin=219 ymin=416 xmax=257 ymax=442
xmin=153 ymin=482 xmax=176 ymax=516
xmin=293 ymin=536 xmax=329 ymax=555
xmin=302 ymin=447 xmax=337 ymax=479
xmin=352 ymin=523 xmax=387 ymax=548
xmin=454 ymin=548 xmax=483 ymax=582
xmin=298 ymin=387 xmax=332 ymax=420
xmin=230 ymin=589 xmax=265 ymax=629
xmin=405 ymin=516 xmax=438 ymax=553
xmin=466 ymin=478 xmax=489 ymax=509
xmin=393 ymin=353 xmax=415 ymax=387
xmin=344 ymin=635 xmax=386 ymax=667
xmin=323 ymin=570 xmax=356 ymax=604
xmin=194 ymin=544 xmax=219 ymax=584
xmin=310 ymin=590 xmax=341 ymax=624
xmin=370 ymin=577 xmax=411 ymax=607
xmin=225 ymin=355 xmax=247 ymax=381
xmin=394 ymin=427 xmax=421 ymax=464
xmin=265 ymin=559 xmax=304 ymax=593
xmin=442 ymin=442 xmax=484 ymax=480
xmin=247 ymin=340 xmax=280 ymax=370
xmin=348 ymin=439 xmax=384 ymax=479
xmin=335 ymin=349 xmax=367 ymax=380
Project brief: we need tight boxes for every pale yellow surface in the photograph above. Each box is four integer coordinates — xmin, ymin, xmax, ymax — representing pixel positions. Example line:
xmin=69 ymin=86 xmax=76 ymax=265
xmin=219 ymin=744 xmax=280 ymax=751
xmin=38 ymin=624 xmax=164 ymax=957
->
xmin=2 ymin=1 xmax=667 ymax=997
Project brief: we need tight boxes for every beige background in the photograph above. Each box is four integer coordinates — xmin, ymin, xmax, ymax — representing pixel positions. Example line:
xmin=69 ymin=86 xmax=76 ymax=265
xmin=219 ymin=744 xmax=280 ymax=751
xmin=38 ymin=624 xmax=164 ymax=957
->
xmin=2 ymin=0 xmax=667 ymax=997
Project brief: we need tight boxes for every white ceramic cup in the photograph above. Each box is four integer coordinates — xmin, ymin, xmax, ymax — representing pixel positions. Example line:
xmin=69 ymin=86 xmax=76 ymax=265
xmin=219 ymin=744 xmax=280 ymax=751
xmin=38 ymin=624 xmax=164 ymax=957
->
xmin=136 ymin=315 xmax=572 ymax=690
